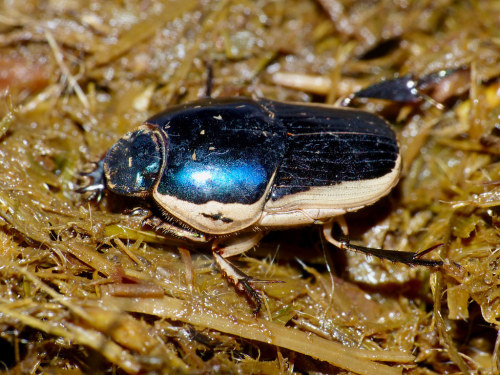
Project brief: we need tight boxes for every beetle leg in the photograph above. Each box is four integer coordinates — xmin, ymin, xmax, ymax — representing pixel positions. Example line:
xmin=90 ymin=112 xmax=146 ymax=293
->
xmin=76 ymin=159 xmax=106 ymax=201
xmin=342 ymin=74 xmax=423 ymax=105
xmin=144 ymin=216 xmax=208 ymax=243
xmin=213 ymin=232 xmax=265 ymax=258
xmin=342 ymin=69 xmax=466 ymax=108
xmin=212 ymin=232 xmax=282 ymax=315
xmin=323 ymin=220 xmax=443 ymax=267
xmin=212 ymin=251 xmax=263 ymax=314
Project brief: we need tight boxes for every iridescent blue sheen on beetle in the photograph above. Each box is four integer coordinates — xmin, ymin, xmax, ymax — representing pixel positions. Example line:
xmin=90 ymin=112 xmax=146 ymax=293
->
xmin=149 ymin=100 xmax=286 ymax=205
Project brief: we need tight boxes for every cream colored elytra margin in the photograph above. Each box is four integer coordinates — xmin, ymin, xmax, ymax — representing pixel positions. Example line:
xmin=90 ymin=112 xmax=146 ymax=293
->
xmin=152 ymin=191 xmax=270 ymax=235
xmin=258 ymin=152 xmax=402 ymax=227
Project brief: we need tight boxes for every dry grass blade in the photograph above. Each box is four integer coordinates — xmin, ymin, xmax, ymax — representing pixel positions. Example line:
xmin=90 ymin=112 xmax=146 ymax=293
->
xmin=102 ymin=295 xmax=410 ymax=375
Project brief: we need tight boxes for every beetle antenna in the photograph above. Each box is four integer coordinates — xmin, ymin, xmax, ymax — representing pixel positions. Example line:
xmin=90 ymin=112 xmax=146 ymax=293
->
xmin=204 ymin=60 xmax=214 ymax=98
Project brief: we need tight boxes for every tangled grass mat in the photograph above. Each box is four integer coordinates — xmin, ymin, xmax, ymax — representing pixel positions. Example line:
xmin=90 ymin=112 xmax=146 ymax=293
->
xmin=0 ymin=1 xmax=499 ymax=373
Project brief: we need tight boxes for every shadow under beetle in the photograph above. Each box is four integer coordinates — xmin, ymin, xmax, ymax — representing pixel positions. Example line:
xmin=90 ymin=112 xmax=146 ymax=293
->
xmin=80 ymin=89 xmax=443 ymax=314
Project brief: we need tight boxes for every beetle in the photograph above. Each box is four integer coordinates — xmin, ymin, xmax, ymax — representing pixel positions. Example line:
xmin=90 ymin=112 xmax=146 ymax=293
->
xmin=80 ymin=96 xmax=442 ymax=313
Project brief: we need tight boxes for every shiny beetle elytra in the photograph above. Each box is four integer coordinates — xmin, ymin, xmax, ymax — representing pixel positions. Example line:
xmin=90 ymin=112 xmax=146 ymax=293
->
xmin=80 ymin=97 xmax=442 ymax=313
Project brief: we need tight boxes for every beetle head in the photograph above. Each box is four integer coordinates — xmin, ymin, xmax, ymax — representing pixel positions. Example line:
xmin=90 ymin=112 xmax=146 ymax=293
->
xmin=103 ymin=125 xmax=165 ymax=197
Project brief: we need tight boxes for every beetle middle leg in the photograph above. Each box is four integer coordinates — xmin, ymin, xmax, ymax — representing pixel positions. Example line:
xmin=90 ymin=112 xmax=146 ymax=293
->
xmin=212 ymin=232 xmax=281 ymax=315
xmin=323 ymin=219 xmax=443 ymax=267
xmin=143 ymin=215 xmax=276 ymax=313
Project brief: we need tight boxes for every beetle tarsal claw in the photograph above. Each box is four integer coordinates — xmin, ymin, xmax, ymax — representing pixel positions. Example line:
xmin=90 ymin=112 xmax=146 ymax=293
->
xmin=239 ymin=279 xmax=262 ymax=316
xmin=142 ymin=215 xmax=162 ymax=229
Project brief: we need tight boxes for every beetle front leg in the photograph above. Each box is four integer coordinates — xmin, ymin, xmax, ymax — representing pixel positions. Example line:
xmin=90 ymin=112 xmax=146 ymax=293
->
xmin=323 ymin=220 xmax=443 ymax=267
xmin=212 ymin=232 xmax=280 ymax=315
xmin=143 ymin=215 xmax=208 ymax=243
xmin=77 ymin=159 xmax=106 ymax=201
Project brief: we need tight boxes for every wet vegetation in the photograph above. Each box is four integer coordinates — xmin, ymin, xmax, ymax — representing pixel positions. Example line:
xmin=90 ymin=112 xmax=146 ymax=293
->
xmin=0 ymin=0 xmax=498 ymax=373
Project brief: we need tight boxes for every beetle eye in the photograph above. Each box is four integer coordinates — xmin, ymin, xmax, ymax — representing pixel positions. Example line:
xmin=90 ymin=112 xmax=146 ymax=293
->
xmin=103 ymin=126 xmax=163 ymax=196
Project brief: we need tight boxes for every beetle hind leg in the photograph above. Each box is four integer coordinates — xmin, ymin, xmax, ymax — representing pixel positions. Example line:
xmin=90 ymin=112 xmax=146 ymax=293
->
xmin=323 ymin=220 xmax=443 ymax=267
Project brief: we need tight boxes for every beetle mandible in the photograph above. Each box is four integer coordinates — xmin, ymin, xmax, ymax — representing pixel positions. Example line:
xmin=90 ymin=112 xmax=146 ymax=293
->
xmin=80 ymin=96 xmax=442 ymax=313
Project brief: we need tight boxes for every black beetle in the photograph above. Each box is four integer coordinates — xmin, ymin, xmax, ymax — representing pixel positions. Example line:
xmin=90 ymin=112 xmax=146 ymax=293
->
xmin=80 ymin=96 xmax=442 ymax=313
